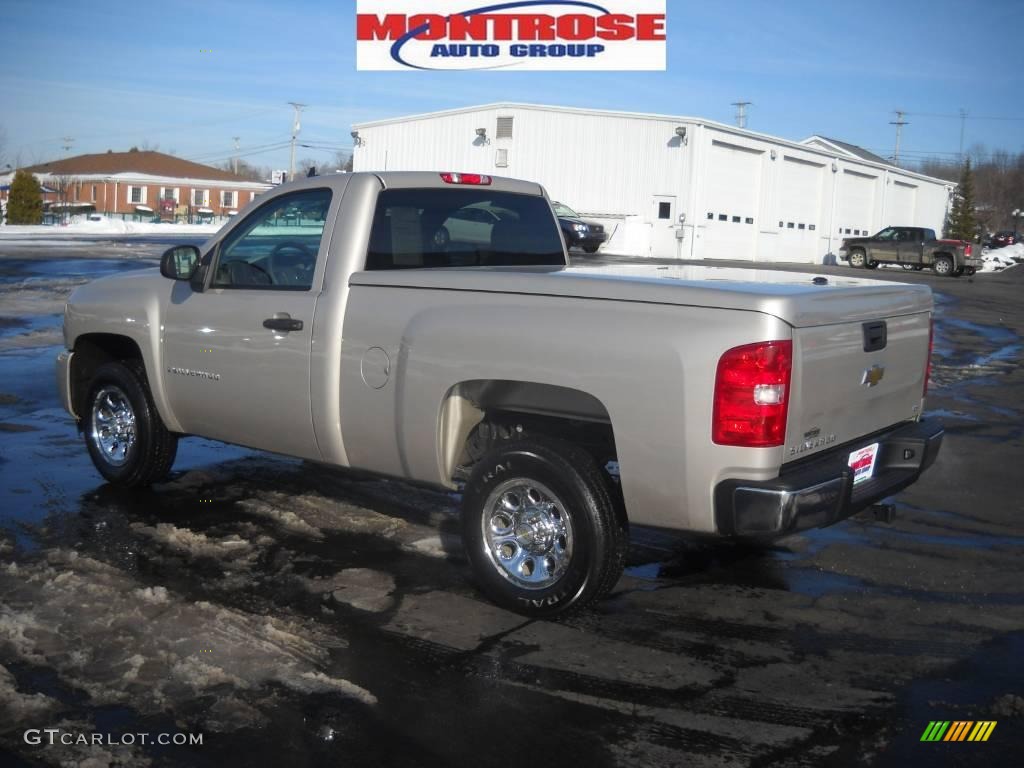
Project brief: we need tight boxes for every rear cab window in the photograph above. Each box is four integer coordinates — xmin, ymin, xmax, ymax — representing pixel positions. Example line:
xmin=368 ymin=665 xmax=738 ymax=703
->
xmin=365 ymin=188 xmax=565 ymax=270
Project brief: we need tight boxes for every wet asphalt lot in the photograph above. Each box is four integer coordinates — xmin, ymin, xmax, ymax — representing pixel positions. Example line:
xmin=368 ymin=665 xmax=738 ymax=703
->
xmin=0 ymin=237 xmax=1022 ymax=767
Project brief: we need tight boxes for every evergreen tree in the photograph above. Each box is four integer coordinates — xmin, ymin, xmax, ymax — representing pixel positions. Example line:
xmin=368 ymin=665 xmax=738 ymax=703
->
xmin=945 ymin=159 xmax=978 ymax=241
xmin=6 ymin=169 xmax=43 ymax=225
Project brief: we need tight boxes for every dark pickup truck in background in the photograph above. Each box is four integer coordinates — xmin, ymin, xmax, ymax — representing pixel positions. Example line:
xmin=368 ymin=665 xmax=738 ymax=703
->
xmin=839 ymin=226 xmax=982 ymax=277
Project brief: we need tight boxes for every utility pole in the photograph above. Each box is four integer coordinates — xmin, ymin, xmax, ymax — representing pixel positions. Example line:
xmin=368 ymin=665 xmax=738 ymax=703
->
xmin=232 ymin=136 xmax=240 ymax=175
xmin=889 ymin=111 xmax=908 ymax=166
xmin=731 ymin=101 xmax=752 ymax=129
xmin=287 ymin=102 xmax=306 ymax=182
xmin=958 ymin=108 xmax=968 ymax=164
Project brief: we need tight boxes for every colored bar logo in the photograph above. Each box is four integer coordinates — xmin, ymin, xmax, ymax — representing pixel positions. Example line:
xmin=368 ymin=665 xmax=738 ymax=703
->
xmin=920 ymin=721 xmax=997 ymax=742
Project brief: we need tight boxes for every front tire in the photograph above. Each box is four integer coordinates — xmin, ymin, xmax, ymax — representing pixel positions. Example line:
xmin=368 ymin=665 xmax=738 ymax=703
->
xmin=462 ymin=437 xmax=626 ymax=618
xmin=849 ymin=249 xmax=866 ymax=268
xmin=84 ymin=360 xmax=178 ymax=487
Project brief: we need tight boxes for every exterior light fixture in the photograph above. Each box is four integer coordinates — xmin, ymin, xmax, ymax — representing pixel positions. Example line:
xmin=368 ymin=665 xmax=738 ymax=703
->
xmin=350 ymin=130 xmax=363 ymax=146
xmin=674 ymin=126 xmax=687 ymax=144
xmin=831 ymin=160 xmax=838 ymax=173
xmin=770 ymin=149 xmax=777 ymax=160
xmin=476 ymin=127 xmax=487 ymax=138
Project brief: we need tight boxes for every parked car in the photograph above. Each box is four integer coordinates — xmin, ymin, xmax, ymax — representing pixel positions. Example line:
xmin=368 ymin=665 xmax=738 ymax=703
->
xmin=838 ymin=226 xmax=982 ymax=276
xmin=552 ymin=201 xmax=607 ymax=254
xmin=57 ymin=172 xmax=943 ymax=617
xmin=987 ymin=230 xmax=1020 ymax=249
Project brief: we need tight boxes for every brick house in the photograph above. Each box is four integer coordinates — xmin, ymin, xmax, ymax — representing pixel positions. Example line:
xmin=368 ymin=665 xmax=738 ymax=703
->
xmin=0 ymin=150 xmax=272 ymax=220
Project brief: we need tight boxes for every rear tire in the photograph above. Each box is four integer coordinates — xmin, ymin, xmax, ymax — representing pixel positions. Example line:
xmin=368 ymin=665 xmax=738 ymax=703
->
xmin=848 ymin=249 xmax=866 ymax=268
xmin=583 ymin=246 xmax=600 ymax=254
xmin=84 ymin=360 xmax=178 ymax=487
xmin=933 ymin=255 xmax=954 ymax=276
xmin=462 ymin=437 xmax=626 ymax=618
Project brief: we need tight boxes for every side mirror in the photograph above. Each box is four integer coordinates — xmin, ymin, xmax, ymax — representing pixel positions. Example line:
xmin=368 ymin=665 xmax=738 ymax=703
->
xmin=160 ymin=245 xmax=201 ymax=280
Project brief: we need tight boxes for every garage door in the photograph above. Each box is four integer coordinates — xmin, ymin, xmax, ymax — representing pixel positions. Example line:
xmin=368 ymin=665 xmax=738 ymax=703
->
xmin=835 ymin=170 xmax=877 ymax=239
xmin=775 ymin=156 xmax=826 ymax=263
xmin=888 ymin=181 xmax=918 ymax=225
xmin=700 ymin=140 xmax=762 ymax=261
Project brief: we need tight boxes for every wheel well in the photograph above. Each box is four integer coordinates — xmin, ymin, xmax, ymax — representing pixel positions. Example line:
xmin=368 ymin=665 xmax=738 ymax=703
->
xmin=439 ymin=380 xmax=617 ymax=482
xmin=70 ymin=334 xmax=144 ymax=417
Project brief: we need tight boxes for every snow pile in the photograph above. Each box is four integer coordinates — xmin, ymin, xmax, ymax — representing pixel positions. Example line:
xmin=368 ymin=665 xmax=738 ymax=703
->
xmin=981 ymin=243 xmax=1023 ymax=273
xmin=0 ymin=218 xmax=222 ymax=237
xmin=0 ymin=548 xmax=377 ymax=729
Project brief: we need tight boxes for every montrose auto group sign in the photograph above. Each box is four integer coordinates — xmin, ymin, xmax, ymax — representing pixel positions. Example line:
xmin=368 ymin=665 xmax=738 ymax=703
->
xmin=356 ymin=1 xmax=666 ymax=70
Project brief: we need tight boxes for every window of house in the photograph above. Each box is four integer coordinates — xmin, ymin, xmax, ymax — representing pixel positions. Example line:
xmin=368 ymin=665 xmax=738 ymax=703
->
xmin=745 ymin=217 xmax=754 ymax=225
xmin=809 ymin=224 xmax=816 ymax=231
xmin=658 ymin=202 xmax=672 ymax=220
xmin=222 ymin=190 xmax=235 ymax=207
xmin=193 ymin=189 xmax=209 ymax=207
xmin=798 ymin=223 xmax=806 ymax=230
xmin=787 ymin=222 xmax=795 ymax=229
xmin=129 ymin=186 xmax=146 ymax=204
xmin=91 ymin=185 xmax=98 ymax=202
xmin=161 ymin=187 xmax=179 ymax=202
xmin=732 ymin=215 xmax=740 ymax=223
xmin=718 ymin=214 xmax=727 ymax=221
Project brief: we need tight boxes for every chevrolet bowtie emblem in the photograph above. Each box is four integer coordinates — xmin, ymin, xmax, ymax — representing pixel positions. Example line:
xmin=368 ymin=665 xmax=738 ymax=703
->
xmin=862 ymin=364 xmax=885 ymax=387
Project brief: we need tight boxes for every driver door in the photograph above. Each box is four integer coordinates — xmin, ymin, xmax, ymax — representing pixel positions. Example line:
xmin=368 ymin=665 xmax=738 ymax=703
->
xmin=161 ymin=187 xmax=334 ymax=460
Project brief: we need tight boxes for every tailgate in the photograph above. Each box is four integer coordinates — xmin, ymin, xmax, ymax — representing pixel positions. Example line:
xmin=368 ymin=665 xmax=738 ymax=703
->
xmin=787 ymin=311 xmax=930 ymax=461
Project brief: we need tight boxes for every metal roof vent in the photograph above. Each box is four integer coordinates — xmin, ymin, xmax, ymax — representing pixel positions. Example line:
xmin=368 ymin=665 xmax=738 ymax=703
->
xmin=496 ymin=116 xmax=514 ymax=140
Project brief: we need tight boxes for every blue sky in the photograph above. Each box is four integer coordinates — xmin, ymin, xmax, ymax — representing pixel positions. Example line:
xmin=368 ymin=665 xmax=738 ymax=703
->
xmin=2 ymin=0 xmax=1022 ymax=172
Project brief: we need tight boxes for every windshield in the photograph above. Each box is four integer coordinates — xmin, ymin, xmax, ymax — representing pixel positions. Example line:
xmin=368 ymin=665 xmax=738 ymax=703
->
xmin=552 ymin=202 xmax=579 ymax=218
xmin=874 ymin=228 xmax=897 ymax=241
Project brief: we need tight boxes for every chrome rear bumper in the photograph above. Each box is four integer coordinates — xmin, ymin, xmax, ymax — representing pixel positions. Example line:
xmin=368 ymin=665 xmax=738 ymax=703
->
xmin=714 ymin=419 xmax=944 ymax=537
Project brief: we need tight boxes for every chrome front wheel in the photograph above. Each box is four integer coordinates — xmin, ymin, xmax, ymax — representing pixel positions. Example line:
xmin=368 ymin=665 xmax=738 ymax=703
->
xmin=90 ymin=385 xmax=136 ymax=466
xmin=482 ymin=479 xmax=574 ymax=590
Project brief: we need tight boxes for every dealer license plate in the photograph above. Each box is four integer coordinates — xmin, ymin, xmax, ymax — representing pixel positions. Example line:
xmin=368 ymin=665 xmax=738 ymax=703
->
xmin=848 ymin=443 xmax=879 ymax=486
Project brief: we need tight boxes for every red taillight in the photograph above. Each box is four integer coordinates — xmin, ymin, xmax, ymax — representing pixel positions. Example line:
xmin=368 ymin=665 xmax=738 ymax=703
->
xmin=924 ymin=319 xmax=934 ymax=397
xmin=440 ymin=172 xmax=492 ymax=185
xmin=964 ymin=243 xmax=972 ymax=256
xmin=712 ymin=341 xmax=792 ymax=447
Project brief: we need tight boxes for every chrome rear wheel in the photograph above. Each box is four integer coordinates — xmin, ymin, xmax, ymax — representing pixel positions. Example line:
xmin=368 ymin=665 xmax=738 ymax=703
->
xmin=482 ymin=479 xmax=574 ymax=590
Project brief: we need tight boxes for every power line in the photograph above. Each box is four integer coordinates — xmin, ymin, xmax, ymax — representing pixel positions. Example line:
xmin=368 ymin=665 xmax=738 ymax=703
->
xmin=900 ymin=111 xmax=1024 ymax=121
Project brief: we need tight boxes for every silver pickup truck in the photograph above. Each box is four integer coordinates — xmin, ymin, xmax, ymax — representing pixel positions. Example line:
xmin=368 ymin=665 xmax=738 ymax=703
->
xmin=56 ymin=172 xmax=943 ymax=616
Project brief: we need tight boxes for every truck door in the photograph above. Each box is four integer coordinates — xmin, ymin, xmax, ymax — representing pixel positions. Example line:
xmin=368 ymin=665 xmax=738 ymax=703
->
xmin=870 ymin=227 xmax=900 ymax=264
xmin=898 ymin=228 xmax=924 ymax=266
xmin=161 ymin=187 xmax=336 ymax=460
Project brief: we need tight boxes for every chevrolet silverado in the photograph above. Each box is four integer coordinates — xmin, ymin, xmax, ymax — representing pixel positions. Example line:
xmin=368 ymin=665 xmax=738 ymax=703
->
xmin=56 ymin=172 xmax=944 ymax=616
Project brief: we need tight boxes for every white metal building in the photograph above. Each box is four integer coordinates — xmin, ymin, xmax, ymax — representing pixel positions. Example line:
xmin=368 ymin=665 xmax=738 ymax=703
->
xmin=351 ymin=103 xmax=954 ymax=263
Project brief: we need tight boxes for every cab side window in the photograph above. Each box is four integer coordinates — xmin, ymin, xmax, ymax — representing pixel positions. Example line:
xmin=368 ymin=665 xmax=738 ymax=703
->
xmin=212 ymin=188 xmax=332 ymax=290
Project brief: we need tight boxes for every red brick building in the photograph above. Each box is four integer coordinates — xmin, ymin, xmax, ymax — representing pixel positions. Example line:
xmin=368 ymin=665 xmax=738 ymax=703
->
xmin=0 ymin=150 xmax=271 ymax=220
